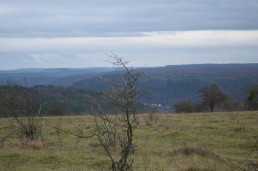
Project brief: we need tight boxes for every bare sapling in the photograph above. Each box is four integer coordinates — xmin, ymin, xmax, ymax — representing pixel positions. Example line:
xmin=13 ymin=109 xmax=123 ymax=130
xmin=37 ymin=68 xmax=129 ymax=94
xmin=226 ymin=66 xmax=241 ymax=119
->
xmin=93 ymin=53 xmax=146 ymax=171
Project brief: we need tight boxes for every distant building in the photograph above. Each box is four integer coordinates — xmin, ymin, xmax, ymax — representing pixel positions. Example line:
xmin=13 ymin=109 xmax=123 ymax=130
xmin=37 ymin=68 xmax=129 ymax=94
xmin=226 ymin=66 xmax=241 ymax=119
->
xmin=151 ymin=104 xmax=158 ymax=107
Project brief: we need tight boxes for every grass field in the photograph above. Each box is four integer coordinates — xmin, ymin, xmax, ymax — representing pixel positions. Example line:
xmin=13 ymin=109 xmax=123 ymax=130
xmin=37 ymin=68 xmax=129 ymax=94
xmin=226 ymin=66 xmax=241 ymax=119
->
xmin=0 ymin=111 xmax=257 ymax=171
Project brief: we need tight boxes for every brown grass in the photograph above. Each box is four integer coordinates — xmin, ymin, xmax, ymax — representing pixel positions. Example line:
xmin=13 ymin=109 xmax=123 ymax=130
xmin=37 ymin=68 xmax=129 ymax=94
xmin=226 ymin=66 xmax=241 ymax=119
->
xmin=0 ymin=111 xmax=257 ymax=170
xmin=5 ymin=140 xmax=53 ymax=150
xmin=181 ymin=143 xmax=213 ymax=157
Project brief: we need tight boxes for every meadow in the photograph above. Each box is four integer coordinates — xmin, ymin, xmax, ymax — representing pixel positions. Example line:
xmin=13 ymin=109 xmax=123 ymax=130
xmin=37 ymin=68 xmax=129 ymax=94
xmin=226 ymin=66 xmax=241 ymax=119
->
xmin=0 ymin=111 xmax=257 ymax=171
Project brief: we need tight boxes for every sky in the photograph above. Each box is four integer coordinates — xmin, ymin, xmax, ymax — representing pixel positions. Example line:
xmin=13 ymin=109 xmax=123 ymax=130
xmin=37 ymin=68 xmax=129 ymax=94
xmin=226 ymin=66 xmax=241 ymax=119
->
xmin=0 ymin=0 xmax=258 ymax=69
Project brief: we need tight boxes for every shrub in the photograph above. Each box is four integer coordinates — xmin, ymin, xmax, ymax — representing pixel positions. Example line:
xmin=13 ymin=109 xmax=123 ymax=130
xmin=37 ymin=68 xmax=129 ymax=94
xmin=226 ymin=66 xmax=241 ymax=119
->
xmin=174 ymin=100 xmax=200 ymax=113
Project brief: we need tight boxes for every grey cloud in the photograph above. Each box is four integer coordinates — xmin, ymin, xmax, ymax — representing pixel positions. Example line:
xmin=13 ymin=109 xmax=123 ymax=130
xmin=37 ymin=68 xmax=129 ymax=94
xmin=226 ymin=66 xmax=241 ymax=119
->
xmin=0 ymin=0 xmax=258 ymax=37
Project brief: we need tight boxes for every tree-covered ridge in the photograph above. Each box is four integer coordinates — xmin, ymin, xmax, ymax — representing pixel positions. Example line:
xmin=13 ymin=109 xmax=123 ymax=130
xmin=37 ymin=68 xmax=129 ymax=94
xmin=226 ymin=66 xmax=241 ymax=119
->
xmin=1 ymin=64 xmax=257 ymax=108
xmin=72 ymin=64 xmax=258 ymax=105
xmin=0 ymin=85 xmax=100 ymax=116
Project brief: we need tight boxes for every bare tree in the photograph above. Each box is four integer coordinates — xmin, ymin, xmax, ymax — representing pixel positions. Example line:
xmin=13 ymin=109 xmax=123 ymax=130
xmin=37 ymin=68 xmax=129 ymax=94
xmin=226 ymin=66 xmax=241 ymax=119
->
xmin=0 ymin=82 xmax=43 ymax=143
xmin=198 ymin=83 xmax=228 ymax=112
xmin=48 ymin=54 xmax=146 ymax=170
xmin=93 ymin=54 xmax=146 ymax=171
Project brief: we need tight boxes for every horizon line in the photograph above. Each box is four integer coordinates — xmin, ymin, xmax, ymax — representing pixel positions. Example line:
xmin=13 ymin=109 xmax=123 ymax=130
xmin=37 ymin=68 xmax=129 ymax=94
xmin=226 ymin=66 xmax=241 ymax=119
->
xmin=1 ymin=62 xmax=258 ymax=71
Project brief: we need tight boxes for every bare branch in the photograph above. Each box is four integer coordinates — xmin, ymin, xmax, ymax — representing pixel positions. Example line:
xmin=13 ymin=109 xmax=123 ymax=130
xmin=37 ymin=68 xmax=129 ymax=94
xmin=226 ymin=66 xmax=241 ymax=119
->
xmin=52 ymin=126 xmax=96 ymax=139
xmin=94 ymin=54 xmax=147 ymax=171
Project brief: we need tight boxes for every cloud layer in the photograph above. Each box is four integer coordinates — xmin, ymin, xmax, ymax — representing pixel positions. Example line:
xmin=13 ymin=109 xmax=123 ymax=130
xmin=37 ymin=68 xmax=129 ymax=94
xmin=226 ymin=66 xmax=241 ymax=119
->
xmin=1 ymin=30 xmax=258 ymax=69
xmin=1 ymin=0 xmax=258 ymax=37
xmin=0 ymin=1 xmax=258 ymax=69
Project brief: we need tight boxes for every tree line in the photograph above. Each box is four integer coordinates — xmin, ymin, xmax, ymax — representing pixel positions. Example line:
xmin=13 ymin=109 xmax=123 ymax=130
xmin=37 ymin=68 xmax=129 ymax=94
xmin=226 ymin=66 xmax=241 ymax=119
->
xmin=174 ymin=83 xmax=258 ymax=113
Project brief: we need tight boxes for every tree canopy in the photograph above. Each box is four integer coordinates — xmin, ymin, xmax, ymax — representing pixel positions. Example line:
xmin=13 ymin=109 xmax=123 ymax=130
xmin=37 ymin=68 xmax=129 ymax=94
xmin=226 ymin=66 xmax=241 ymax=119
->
xmin=246 ymin=84 xmax=258 ymax=110
xmin=198 ymin=83 xmax=228 ymax=112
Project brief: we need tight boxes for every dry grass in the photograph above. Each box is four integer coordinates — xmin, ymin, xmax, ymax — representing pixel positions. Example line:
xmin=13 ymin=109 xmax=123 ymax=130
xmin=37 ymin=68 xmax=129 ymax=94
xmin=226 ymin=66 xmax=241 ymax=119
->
xmin=0 ymin=111 xmax=257 ymax=170
xmin=4 ymin=140 xmax=53 ymax=150
xmin=181 ymin=143 xmax=212 ymax=156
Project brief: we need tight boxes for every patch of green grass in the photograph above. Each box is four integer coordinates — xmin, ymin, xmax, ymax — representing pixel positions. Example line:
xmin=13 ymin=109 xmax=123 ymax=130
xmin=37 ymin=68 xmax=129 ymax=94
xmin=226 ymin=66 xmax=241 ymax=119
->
xmin=0 ymin=111 xmax=257 ymax=170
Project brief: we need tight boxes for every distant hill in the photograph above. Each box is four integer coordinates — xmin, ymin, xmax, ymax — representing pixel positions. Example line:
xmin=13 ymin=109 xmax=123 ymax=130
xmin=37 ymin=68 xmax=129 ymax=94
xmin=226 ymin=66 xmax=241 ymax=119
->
xmin=72 ymin=64 xmax=258 ymax=105
xmin=32 ymin=85 xmax=100 ymax=115
xmin=0 ymin=67 xmax=114 ymax=86
xmin=1 ymin=64 xmax=257 ymax=106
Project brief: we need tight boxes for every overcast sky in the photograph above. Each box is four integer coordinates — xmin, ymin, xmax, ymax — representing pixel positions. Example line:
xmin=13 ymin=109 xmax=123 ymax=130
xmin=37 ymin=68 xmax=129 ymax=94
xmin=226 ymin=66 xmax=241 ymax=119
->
xmin=0 ymin=0 xmax=258 ymax=69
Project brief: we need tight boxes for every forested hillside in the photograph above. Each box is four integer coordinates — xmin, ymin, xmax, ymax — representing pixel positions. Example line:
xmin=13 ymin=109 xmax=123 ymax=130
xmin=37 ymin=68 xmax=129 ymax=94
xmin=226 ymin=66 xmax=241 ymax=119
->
xmin=1 ymin=64 xmax=257 ymax=107
xmin=0 ymin=85 xmax=100 ymax=116
xmin=72 ymin=64 xmax=258 ymax=105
